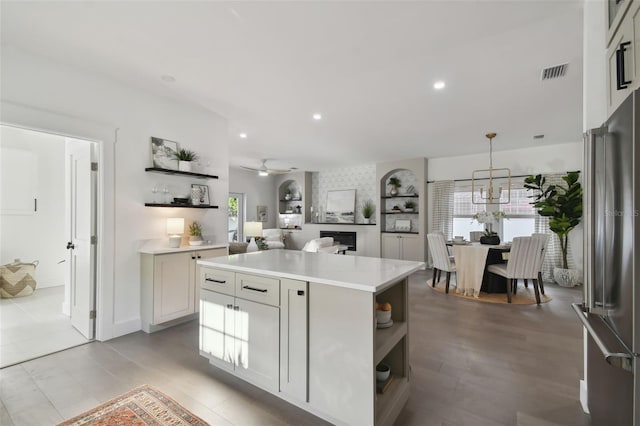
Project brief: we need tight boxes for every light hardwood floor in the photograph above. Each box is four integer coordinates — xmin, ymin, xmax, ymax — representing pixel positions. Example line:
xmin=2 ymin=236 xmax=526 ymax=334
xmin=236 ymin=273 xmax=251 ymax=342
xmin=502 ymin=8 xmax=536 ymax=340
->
xmin=0 ymin=270 xmax=590 ymax=426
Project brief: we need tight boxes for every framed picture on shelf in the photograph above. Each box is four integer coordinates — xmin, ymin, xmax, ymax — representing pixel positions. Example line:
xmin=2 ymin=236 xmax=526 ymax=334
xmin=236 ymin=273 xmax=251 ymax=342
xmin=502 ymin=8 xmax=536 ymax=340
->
xmin=191 ymin=184 xmax=210 ymax=205
xmin=257 ymin=205 xmax=268 ymax=222
xmin=394 ymin=219 xmax=411 ymax=232
xmin=325 ymin=189 xmax=356 ymax=223
xmin=151 ymin=137 xmax=179 ymax=170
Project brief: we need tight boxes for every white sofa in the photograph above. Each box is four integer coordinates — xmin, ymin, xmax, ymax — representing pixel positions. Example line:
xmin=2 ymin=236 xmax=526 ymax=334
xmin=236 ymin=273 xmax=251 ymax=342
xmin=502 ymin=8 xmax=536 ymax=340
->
xmin=262 ymin=228 xmax=286 ymax=249
xmin=301 ymin=237 xmax=339 ymax=254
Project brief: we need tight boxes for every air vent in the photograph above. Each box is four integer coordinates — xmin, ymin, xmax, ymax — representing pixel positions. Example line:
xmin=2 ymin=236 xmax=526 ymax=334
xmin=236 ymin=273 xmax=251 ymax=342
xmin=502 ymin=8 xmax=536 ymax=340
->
xmin=541 ymin=63 xmax=568 ymax=80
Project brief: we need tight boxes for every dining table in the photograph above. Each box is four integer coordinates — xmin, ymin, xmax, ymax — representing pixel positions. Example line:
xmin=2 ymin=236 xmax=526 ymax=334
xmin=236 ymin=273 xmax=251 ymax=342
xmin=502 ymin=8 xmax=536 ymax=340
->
xmin=448 ymin=241 xmax=511 ymax=297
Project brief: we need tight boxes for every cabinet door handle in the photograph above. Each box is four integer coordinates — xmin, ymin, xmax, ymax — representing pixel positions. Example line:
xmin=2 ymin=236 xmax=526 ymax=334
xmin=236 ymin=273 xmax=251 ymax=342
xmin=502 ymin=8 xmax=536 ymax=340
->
xmin=191 ymin=256 xmax=196 ymax=260
xmin=226 ymin=304 xmax=233 ymax=309
xmin=205 ymin=278 xmax=226 ymax=284
xmin=242 ymin=285 xmax=268 ymax=293
xmin=197 ymin=255 xmax=202 ymax=259
xmin=616 ymin=41 xmax=632 ymax=90
xmin=234 ymin=305 xmax=240 ymax=311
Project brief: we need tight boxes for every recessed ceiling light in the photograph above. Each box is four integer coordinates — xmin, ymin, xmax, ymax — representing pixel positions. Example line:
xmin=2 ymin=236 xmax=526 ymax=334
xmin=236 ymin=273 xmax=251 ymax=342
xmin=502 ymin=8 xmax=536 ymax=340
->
xmin=161 ymin=75 xmax=176 ymax=83
xmin=239 ymin=133 xmax=247 ymax=139
xmin=312 ymin=113 xmax=322 ymax=120
xmin=533 ymin=134 xmax=545 ymax=139
xmin=433 ymin=81 xmax=445 ymax=90
xmin=258 ymin=170 xmax=269 ymax=177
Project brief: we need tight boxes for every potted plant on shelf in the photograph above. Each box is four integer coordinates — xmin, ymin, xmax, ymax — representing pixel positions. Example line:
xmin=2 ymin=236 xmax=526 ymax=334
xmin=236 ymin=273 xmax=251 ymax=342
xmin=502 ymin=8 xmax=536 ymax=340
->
xmin=188 ymin=221 xmax=204 ymax=246
xmin=404 ymin=200 xmax=416 ymax=212
xmin=388 ymin=176 xmax=401 ymax=196
xmin=391 ymin=205 xmax=402 ymax=212
xmin=361 ymin=199 xmax=375 ymax=224
xmin=174 ymin=148 xmax=198 ymax=172
xmin=472 ymin=211 xmax=506 ymax=245
xmin=524 ymin=171 xmax=583 ymax=287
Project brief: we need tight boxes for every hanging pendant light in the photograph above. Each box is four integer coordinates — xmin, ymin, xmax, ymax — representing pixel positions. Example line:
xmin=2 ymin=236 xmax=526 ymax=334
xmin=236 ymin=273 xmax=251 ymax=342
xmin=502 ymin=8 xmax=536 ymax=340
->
xmin=471 ymin=133 xmax=511 ymax=204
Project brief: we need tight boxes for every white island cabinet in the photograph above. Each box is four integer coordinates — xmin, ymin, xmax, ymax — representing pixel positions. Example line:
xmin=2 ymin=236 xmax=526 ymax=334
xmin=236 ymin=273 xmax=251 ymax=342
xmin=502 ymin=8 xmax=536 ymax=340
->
xmin=198 ymin=250 xmax=424 ymax=426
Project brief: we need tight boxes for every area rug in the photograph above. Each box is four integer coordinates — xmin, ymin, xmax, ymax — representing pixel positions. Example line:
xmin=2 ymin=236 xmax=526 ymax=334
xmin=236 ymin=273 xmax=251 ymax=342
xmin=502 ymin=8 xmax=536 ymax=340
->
xmin=428 ymin=279 xmax=551 ymax=305
xmin=57 ymin=385 xmax=208 ymax=426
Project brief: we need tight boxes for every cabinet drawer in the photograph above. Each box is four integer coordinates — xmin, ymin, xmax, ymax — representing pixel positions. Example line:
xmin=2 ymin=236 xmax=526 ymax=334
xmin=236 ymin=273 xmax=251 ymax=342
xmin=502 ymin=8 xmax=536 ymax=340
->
xmin=201 ymin=267 xmax=235 ymax=296
xmin=236 ymin=273 xmax=280 ymax=306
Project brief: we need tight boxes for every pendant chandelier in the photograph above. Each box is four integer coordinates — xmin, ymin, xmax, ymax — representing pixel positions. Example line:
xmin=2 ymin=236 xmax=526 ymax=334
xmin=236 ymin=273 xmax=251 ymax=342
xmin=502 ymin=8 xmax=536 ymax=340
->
xmin=471 ymin=132 xmax=511 ymax=204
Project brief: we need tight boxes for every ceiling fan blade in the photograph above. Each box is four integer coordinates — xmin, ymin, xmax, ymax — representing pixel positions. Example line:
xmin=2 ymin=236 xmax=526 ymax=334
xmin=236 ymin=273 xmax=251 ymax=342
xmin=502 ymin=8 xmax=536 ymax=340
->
xmin=266 ymin=168 xmax=292 ymax=174
xmin=240 ymin=165 xmax=260 ymax=172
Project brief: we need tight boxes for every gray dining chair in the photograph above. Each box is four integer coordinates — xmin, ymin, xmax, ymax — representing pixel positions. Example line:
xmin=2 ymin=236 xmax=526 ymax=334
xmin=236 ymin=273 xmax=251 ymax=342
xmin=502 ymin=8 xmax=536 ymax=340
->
xmin=526 ymin=233 xmax=550 ymax=295
xmin=486 ymin=236 xmax=545 ymax=304
xmin=427 ymin=233 xmax=456 ymax=293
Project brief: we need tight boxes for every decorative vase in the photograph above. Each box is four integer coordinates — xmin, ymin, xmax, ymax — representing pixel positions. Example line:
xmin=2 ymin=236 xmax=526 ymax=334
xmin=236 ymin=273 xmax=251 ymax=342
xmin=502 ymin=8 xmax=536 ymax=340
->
xmin=285 ymin=193 xmax=291 ymax=200
xmin=480 ymin=235 xmax=501 ymax=245
xmin=363 ymin=218 xmax=371 ymax=224
xmin=390 ymin=187 xmax=399 ymax=196
xmin=178 ymin=161 xmax=192 ymax=172
xmin=405 ymin=208 xmax=414 ymax=213
xmin=554 ymin=268 xmax=579 ymax=287
xmin=189 ymin=236 xmax=203 ymax=246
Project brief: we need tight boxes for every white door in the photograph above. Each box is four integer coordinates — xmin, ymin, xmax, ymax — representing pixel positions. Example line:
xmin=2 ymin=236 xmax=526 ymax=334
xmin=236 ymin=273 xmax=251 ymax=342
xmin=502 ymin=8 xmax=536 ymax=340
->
xmin=67 ymin=138 xmax=96 ymax=339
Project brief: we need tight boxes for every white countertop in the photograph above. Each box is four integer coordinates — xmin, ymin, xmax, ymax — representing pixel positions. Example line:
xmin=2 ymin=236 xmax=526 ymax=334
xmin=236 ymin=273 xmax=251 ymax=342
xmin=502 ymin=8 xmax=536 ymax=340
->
xmin=139 ymin=242 xmax=228 ymax=254
xmin=197 ymin=249 xmax=425 ymax=292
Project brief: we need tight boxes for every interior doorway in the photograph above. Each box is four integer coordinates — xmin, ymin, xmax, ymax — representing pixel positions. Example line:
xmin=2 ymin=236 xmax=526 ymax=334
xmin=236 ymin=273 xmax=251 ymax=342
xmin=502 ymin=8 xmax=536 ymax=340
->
xmin=0 ymin=125 xmax=96 ymax=367
xmin=228 ymin=192 xmax=244 ymax=242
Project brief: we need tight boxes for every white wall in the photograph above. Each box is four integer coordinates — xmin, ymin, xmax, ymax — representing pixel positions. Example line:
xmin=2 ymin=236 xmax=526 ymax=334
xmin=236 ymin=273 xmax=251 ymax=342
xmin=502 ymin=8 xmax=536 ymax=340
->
xmin=1 ymin=47 xmax=228 ymax=339
xmin=427 ymin=141 xmax=584 ymax=274
xmin=0 ymin=126 xmax=67 ymax=288
xmin=229 ymin=167 xmax=277 ymax=230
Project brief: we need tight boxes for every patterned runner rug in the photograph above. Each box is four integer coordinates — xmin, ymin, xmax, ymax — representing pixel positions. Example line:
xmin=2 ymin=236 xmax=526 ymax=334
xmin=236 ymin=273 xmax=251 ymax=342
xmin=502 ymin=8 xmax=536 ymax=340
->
xmin=57 ymin=385 xmax=209 ymax=426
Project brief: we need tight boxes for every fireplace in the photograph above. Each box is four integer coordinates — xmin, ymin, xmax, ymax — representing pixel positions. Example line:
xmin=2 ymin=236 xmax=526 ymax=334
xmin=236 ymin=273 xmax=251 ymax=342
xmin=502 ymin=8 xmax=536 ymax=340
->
xmin=320 ymin=230 xmax=356 ymax=252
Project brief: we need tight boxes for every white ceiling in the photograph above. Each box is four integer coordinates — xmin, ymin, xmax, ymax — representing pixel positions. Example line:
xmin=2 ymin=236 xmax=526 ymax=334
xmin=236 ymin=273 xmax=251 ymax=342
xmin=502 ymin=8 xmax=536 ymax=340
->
xmin=0 ymin=1 xmax=584 ymax=172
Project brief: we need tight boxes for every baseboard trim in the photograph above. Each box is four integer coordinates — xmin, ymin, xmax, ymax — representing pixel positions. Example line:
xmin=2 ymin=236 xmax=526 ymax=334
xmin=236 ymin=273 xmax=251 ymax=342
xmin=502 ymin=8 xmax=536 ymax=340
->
xmin=110 ymin=317 xmax=141 ymax=340
xmin=579 ymin=379 xmax=589 ymax=414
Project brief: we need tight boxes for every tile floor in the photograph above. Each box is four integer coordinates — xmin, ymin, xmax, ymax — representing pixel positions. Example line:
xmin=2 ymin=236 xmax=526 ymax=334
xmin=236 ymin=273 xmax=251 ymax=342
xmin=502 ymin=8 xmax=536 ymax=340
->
xmin=0 ymin=286 xmax=90 ymax=368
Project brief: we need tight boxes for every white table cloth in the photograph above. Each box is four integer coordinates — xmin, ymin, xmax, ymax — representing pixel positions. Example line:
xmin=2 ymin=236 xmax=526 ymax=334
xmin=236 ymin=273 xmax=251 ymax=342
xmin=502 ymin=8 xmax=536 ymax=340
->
xmin=452 ymin=244 xmax=490 ymax=297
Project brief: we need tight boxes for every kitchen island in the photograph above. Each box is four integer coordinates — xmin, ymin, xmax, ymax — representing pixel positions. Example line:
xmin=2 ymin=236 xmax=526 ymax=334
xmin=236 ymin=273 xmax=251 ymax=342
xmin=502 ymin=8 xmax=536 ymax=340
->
xmin=197 ymin=250 xmax=424 ymax=426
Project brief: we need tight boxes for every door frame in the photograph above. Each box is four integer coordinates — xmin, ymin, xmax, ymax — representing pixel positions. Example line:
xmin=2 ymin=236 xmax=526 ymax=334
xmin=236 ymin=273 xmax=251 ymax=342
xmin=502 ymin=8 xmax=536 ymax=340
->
xmin=1 ymin=101 xmax=115 ymax=341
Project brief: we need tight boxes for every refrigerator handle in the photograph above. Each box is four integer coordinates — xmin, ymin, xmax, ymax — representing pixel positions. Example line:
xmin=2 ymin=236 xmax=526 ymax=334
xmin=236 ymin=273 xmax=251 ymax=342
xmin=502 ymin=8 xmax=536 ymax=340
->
xmin=583 ymin=127 xmax=606 ymax=314
xmin=572 ymin=303 xmax=634 ymax=372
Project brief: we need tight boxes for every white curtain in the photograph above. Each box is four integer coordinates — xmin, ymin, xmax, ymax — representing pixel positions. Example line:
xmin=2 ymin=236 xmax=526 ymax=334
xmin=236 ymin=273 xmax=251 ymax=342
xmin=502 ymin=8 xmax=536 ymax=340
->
xmin=533 ymin=174 xmax=576 ymax=282
xmin=428 ymin=180 xmax=454 ymax=267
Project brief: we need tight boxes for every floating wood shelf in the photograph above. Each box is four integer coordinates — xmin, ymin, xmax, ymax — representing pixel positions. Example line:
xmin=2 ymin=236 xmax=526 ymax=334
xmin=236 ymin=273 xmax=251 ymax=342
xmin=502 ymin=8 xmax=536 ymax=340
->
xmin=145 ymin=203 xmax=219 ymax=209
xmin=145 ymin=167 xmax=218 ymax=179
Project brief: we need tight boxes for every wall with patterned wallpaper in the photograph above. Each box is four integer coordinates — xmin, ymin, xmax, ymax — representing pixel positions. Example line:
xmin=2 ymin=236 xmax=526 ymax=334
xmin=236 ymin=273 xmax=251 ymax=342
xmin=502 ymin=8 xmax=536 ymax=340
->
xmin=311 ymin=164 xmax=377 ymax=223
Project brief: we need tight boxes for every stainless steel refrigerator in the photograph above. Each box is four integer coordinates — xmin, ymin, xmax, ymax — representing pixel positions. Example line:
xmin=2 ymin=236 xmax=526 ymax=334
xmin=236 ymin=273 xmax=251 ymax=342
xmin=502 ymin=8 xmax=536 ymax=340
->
xmin=581 ymin=89 xmax=640 ymax=426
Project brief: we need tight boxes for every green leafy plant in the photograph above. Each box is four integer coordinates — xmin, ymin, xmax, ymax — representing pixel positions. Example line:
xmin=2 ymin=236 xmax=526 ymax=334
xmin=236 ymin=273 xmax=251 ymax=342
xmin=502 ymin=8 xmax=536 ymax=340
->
xmin=362 ymin=199 xmax=375 ymax=218
xmin=524 ymin=171 xmax=583 ymax=269
xmin=404 ymin=200 xmax=416 ymax=209
xmin=388 ymin=176 xmax=401 ymax=189
xmin=189 ymin=221 xmax=203 ymax=237
xmin=174 ymin=148 xmax=198 ymax=162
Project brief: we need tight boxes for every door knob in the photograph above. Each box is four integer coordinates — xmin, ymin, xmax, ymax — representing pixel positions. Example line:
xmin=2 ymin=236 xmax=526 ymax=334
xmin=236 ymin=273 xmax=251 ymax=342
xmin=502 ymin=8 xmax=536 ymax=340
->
xmin=66 ymin=242 xmax=75 ymax=250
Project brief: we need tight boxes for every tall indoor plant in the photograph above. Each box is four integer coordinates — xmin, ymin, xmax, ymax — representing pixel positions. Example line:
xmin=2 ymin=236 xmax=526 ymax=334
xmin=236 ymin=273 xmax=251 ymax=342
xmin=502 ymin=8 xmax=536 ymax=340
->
xmin=524 ymin=171 xmax=583 ymax=286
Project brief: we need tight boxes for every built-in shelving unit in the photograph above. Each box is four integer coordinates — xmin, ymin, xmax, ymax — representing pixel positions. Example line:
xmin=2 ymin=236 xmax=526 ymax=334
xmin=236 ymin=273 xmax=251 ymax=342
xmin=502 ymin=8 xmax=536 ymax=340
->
xmin=377 ymin=159 xmax=427 ymax=262
xmin=145 ymin=167 xmax=218 ymax=179
xmin=313 ymin=222 xmax=376 ymax=226
xmin=374 ymin=277 xmax=409 ymax=426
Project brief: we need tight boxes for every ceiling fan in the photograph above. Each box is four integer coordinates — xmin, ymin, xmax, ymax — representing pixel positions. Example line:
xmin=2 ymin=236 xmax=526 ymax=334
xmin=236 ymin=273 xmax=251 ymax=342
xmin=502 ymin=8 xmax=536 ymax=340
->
xmin=240 ymin=159 xmax=297 ymax=176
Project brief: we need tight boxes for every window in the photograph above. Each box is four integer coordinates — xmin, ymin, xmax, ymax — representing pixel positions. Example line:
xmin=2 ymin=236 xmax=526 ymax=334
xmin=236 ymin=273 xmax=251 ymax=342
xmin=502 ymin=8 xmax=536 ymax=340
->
xmin=452 ymin=186 xmax=484 ymax=239
xmin=451 ymin=184 xmax=536 ymax=242
xmin=500 ymin=187 xmax=536 ymax=242
xmin=228 ymin=192 xmax=244 ymax=242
